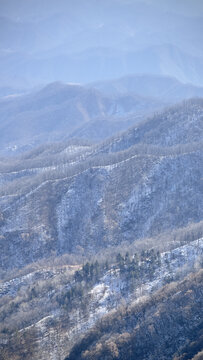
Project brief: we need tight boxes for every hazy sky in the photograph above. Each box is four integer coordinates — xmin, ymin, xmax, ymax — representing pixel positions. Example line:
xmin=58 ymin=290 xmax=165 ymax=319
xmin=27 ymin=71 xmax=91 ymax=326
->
xmin=0 ymin=0 xmax=202 ymax=87
xmin=144 ymin=0 xmax=203 ymax=16
xmin=0 ymin=0 xmax=203 ymax=20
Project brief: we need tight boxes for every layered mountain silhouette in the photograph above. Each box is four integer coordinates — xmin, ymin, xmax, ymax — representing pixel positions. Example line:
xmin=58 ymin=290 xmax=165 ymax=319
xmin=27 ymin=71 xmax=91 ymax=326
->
xmin=0 ymin=0 xmax=203 ymax=87
xmin=1 ymin=76 xmax=203 ymax=154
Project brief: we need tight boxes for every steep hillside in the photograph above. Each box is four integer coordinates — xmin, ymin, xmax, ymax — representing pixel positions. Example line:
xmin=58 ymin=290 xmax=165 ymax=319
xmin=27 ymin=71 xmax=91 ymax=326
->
xmin=0 ymin=99 xmax=202 ymax=270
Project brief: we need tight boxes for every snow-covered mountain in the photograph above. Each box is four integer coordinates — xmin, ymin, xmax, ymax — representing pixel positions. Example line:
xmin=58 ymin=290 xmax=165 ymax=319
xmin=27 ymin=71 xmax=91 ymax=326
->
xmin=0 ymin=98 xmax=202 ymax=270
xmin=0 ymin=97 xmax=203 ymax=359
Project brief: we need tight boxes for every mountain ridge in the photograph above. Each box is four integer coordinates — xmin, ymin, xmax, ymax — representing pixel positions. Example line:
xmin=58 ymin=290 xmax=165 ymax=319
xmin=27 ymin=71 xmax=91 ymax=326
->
xmin=0 ymin=98 xmax=202 ymax=270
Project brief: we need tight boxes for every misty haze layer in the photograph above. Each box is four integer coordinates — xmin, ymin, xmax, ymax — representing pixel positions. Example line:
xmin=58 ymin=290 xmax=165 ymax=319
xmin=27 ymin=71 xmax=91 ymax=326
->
xmin=0 ymin=0 xmax=203 ymax=88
